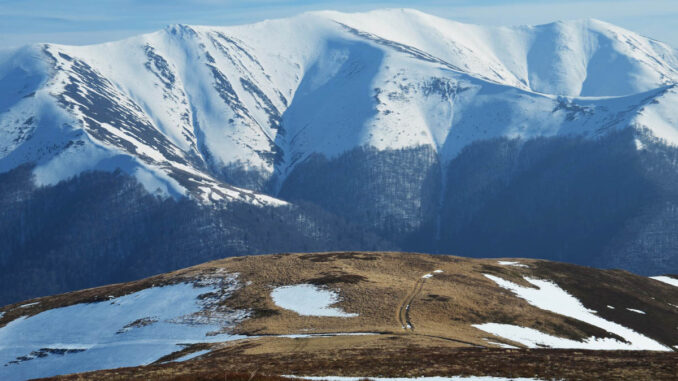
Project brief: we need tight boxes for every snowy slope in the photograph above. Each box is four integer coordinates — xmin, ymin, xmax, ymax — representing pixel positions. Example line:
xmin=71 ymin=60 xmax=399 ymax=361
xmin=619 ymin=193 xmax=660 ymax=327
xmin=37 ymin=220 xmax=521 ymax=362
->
xmin=475 ymin=274 xmax=669 ymax=351
xmin=0 ymin=277 xmax=248 ymax=381
xmin=271 ymin=284 xmax=358 ymax=317
xmin=0 ymin=9 xmax=677 ymax=200
xmin=1 ymin=252 xmax=677 ymax=379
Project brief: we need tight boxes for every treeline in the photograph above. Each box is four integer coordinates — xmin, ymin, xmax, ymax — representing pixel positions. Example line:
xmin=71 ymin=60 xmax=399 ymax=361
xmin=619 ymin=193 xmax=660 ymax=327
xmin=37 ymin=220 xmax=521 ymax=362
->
xmin=0 ymin=165 xmax=392 ymax=305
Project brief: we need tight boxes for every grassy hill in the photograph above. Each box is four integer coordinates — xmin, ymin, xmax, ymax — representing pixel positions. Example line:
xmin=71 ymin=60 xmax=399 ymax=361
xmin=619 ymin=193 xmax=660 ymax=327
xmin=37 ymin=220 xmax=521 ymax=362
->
xmin=1 ymin=252 xmax=677 ymax=380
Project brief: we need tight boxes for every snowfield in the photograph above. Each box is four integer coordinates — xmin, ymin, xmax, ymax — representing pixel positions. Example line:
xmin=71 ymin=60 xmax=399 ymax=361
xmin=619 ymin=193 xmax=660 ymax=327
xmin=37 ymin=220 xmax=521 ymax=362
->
xmin=474 ymin=274 xmax=670 ymax=351
xmin=1 ymin=9 xmax=677 ymax=204
xmin=171 ymin=349 xmax=212 ymax=363
xmin=0 ymin=279 xmax=248 ymax=381
xmin=497 ymin=261 xmax=528 ymax=268
xmin=271 ymin=284 xmax=358 ymax=317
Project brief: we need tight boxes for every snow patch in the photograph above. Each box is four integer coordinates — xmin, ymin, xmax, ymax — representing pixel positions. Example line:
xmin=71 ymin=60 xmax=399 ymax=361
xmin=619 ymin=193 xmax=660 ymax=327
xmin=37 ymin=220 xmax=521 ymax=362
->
xmin=497 ymin=261 xmax=528 ymax=268
xmin=433 ymin=270 xmax=444 ymax=273
xmin=18 ymin=302 xmax=39 ymax=308
xmin=422 ymin=273 xmax=433 ymax=279
xmin=607 ymin=305 xmax=615 ymax=310
xmin=651 ymin=276 xmax=678 ymax=288
xmin=626 ymin=308 xmax=646 ymax=315
xmin=476 ymin=274 xmax=669 ymax=351
xmin=474 ymin=323 xmax=647 ymax=350
xmin=271 ymin=284 xmax=357 ymax=317
xmin=172 ymin=349 xmax=211 ymax=363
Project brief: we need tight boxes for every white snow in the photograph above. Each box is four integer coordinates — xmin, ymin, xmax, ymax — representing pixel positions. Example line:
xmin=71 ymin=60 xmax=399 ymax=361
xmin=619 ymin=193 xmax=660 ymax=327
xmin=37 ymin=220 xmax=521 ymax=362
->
xmin=2 ymin=9 xmax=678 ymax=207
xmin=271 ymin=284 xmax=358 ymax=317
xmin=172 ymin=349 xmax=211 ymax=363
xmin=423 ymin=270 xmax=443 ymax=278
xmin=18 ymin=302 xmax=39 ymax=308
xmin=651 ymin=275 xmax=678 ymax=288
xmin=475 ymin=323 xmax=644 ymax=350
xmin=607 ymin=305 xmax=615 ymax=309
xmin=475 ymin=274 xmax=670 ymax=351
xmin=626 ymin=308 xmax=646 ymax=315
xmin=497 ymin=261 xmax=528 ymax=268
xmin=0 ymin=280 xmax=249 ymax=381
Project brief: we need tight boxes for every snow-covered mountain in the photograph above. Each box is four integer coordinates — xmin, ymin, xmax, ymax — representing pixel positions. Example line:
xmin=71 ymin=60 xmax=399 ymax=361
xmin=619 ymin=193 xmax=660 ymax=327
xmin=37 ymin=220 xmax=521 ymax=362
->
xmin=2 ymin=9 xmax=678 ymax=303
xmin=2 ymin=9 xmax=677 ymax=198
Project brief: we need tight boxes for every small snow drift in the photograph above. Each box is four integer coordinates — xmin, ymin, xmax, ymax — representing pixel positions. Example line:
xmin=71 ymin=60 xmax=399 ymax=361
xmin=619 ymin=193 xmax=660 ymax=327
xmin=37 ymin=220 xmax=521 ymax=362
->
xmin=0 ymin=278 xmax=248 ymax=381
xmin=423 ymin=270 xmax=443 ymax=278
xmin=498 ymin=261 xmax=529 ymax=268
xmin=651 ymin=276 xmax=678 ymax=288
xmin=474 ymin=274 xmax=669 ymax=351
xmin=271 ymin=284 xmax=357 ymax=317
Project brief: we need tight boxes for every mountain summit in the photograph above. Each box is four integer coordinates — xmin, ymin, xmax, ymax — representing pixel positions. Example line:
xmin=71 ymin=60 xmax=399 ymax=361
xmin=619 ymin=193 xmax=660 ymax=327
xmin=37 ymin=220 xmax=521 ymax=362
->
xmin=2 ymin=9 xmax=677 ymax=198
xmin=1 ymin=9 xmax=678 ymax=304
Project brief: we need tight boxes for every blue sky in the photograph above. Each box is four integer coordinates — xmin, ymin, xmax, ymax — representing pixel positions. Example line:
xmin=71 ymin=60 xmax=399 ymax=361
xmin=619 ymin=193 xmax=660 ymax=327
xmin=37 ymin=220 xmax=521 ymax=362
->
xmin=1 ymin=0 xmax=677 ymax=49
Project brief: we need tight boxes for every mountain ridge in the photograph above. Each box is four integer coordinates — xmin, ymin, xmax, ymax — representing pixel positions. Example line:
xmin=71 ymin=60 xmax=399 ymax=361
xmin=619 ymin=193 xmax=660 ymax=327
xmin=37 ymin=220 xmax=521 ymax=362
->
xmin=2 ymin=9 xmax=677 ymax=201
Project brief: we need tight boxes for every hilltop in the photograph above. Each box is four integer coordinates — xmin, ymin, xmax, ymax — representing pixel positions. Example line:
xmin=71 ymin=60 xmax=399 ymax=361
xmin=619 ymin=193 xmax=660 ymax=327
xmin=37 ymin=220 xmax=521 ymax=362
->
xmin=1 ymin=252 xmax=677 ymax=380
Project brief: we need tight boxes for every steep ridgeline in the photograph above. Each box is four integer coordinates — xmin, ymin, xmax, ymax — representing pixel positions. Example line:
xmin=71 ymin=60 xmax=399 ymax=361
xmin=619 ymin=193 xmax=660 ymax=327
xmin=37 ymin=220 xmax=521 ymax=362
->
xmin=1 ymin=9 xmax=678 ymax=303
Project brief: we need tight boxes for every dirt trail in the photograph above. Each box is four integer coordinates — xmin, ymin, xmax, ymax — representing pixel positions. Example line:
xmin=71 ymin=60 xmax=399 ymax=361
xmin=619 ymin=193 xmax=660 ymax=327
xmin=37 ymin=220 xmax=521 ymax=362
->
xmin=397 ymin=276 xmax=426 ymax=331
xmin=396 ymin=272 xmax=487 ymax=348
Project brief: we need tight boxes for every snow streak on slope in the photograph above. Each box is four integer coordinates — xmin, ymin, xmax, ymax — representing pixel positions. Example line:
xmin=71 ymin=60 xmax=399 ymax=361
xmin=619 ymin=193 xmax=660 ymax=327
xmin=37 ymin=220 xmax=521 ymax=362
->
xmin=651 ymin=275 xmax=678 ymax=287
xmin=474 ymin=274 xmax=670 ymax=351
xmin=0 ymin=8 xmax=677 ymax=201
xmin=0 ymin=278 xmax=248 ymax=381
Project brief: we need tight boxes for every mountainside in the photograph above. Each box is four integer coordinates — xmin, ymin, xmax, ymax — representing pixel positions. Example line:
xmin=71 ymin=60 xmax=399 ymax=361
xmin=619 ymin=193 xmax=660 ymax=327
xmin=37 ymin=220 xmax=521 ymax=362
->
xmin=2 ymin=8 xmax=678 ymax=303
xmin=4 ymin=9 xmax=676 ymax=194
xmin=0 ymin=252 xmax=677 ymax=380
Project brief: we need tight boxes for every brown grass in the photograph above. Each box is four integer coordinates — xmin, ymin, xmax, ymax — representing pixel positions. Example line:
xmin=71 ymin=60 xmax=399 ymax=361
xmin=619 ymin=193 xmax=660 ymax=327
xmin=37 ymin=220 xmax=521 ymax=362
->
xmin=42 ymin=336 xmax=678 ymax=381
xmin=4 ymin=252 xmax=676 ymax=348
xmin=4 ymin=252 xmax=678 ymax=381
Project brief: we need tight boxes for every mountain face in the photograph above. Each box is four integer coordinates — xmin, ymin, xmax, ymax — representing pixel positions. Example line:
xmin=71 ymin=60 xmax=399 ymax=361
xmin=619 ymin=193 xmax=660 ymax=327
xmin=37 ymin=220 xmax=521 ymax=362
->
xmin=2 ymin=9 xmax=678 ymax=304
xmin=0 ymin=252 xmax=677 ymax=380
